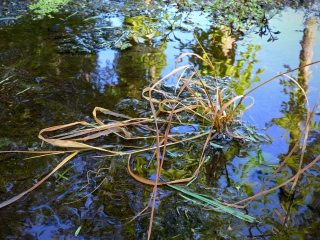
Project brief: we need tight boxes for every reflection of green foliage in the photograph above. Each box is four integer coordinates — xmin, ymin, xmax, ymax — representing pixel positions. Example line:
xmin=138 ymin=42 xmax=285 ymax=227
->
xmin=193 ymin=28 xmax=266 ymax=95
xmin=273 ymin=114 xmax=303 ymax=140
xmin=216 ymin=43 xmax=265 ymax=95
xmin=135 ymin=155 xmax=190 ymax=180
xmin=124 ymin=16 xmax=160 ymax=39
xmin=242 ymin=183 xmax=254 ymax=196
xmin=310 ymin=121 xmax=320 ymax=131
xmin=134 ymin=144 xmax=199 ymax=182
xmin=229 ymin=45 xmax=266 ymax=95
xmin=273 ymin=78 xmax=307 ymax=146
xmin=241 ymin=150 xmax=276 ymax=179
xmin=284 ymin=155 xmax=299 ymax=171
xmin=28 ymin=0 xmax=73 ymax=19
xmin=161 ymin=168 xmax=191 ymax=180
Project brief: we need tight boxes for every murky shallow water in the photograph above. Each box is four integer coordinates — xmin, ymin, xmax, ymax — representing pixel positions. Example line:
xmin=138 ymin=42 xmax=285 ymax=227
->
xmin=0 ymin=1 xmax=320 ymax=239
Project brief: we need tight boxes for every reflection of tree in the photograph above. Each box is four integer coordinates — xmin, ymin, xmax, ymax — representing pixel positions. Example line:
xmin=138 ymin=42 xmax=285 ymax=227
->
xmin=273 ymin=16 xmax=318 ymax=152
xmin=270 ymin=16 xmax=319 ymax=237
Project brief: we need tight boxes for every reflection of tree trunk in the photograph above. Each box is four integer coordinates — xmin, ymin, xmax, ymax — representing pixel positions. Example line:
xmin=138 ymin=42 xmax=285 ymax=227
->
xmin=149 ymin=65 xmax=156 ymax=81
xmin=288 ymin=17 xmax=318 ymax=152
xmin=298 ymin=17 xmax=318 ymax=89
xmin=266 ymin=16 xmax=319 ymax=236
xmin=221 ymin=26 xmax=235 ymax=58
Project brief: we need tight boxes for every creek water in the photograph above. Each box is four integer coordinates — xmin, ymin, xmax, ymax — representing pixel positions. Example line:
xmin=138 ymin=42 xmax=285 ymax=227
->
xmin=0 ymin=1 xmax=319 ymax=239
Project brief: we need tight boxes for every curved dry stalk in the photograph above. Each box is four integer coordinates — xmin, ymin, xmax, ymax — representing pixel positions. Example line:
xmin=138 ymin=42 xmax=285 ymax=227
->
xmin=92 ymin=107 xmax=132 ymax=125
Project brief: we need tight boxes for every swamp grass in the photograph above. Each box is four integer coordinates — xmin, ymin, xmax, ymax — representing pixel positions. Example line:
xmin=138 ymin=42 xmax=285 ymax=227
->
xmin=0 ymin=41 xmax=320 ymax=238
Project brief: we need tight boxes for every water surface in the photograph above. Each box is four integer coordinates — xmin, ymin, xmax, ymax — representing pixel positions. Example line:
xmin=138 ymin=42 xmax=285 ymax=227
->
xmin=0 ymin=1 xmax=319 ymax=239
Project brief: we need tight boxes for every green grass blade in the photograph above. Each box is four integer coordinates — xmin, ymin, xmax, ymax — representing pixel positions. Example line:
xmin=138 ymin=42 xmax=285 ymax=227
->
xmin=168 ymin=184 xmax=256 ymax=223
xmin=179 ymin=194 xmax=224 ymax=213
xmin=75 ymin=225 xmax=82 ymax=236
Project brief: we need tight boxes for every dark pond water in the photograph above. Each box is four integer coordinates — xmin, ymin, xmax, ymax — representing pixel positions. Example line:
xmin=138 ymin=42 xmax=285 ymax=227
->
xmin=0 ymin=0 xmax=320 ymax=239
